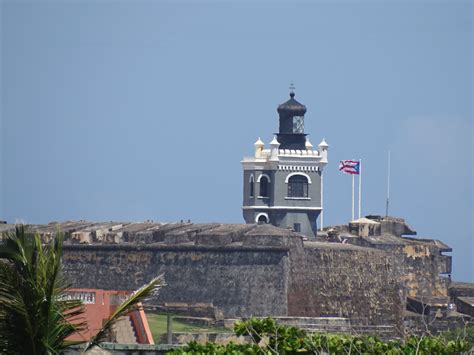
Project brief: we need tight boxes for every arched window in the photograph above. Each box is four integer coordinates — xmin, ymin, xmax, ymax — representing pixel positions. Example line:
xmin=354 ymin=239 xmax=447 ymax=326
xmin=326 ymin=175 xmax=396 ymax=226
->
xmin=249 ymin=175 xmax=254 ymax=197
xmin=287 ymin=175 xmax=309 ymax=197
xmin=259 ymin=176 xmax=269 ymax=197
xmin=256 ymin=213 xmax=269 ymax=224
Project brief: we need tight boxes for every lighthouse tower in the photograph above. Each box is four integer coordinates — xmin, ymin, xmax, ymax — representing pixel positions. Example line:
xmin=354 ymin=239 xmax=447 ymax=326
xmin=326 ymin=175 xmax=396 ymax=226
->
xmin=241 ymin=89 xmax=329 ymax=238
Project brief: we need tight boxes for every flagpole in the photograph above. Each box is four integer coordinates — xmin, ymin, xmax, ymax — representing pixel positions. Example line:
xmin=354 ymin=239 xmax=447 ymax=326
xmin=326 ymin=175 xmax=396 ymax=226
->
xmin=386 ymin=151 xmax=391 ymax=217
xmin=351 ymin=173 xmax=355 ymax=221
xmin=358 ymin=159 xmax=362 ymax=219
xmin=320 ymin=171 xmax=324 ymax=231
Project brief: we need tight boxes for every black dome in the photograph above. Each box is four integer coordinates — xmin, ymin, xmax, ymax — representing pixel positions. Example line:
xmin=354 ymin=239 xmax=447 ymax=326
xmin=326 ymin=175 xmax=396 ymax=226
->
xmin=277 ymin=92 xmax=307 ymax=116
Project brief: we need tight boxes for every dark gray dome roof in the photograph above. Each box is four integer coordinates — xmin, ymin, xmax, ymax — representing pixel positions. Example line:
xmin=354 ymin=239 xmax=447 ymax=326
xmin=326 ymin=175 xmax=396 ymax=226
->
xmin=277 ymin=92 xmax=307 ymax=115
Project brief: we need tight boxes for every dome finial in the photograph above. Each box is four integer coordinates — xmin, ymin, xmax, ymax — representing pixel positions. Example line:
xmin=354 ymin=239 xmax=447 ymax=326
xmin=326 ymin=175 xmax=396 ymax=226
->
xmin=270 ymin=136 xmax=280 ymax=146
xmin=254 ymin=137 xmax=264 ymax=147
xmin=289 ymin=81 xmax=295 ymax=98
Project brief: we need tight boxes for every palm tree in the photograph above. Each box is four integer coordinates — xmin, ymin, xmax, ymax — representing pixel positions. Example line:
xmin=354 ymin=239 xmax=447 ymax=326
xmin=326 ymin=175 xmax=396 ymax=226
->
xmin=0 ymin=225 xmax=162 ymax=354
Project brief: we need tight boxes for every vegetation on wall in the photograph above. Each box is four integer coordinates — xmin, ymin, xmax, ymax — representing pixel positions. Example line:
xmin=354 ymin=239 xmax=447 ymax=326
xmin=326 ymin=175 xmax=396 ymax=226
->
xmin=169 ymin=317 xmax=472 ymax=354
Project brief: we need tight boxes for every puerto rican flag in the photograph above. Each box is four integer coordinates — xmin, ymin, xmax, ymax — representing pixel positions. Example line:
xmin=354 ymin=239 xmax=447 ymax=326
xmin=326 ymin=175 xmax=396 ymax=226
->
xmin=339 ymin=160 xmax=360 ymax=175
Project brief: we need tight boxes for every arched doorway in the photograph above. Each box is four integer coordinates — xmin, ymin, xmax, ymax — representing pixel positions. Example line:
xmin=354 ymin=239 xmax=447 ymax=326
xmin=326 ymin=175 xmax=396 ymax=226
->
xmin=256 ymin=213 xmax=269 ymax=224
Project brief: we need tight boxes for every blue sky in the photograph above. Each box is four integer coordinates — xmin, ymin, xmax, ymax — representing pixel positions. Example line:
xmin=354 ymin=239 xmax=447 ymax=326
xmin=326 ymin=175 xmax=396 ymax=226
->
xmin=1 ymin=1 xmax=472 ymax=281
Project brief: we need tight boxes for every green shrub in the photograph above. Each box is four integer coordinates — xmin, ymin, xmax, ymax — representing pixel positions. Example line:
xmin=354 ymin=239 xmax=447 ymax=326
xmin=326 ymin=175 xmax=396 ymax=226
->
xmin=167 ymin=341 xmax=260 ymax=354
xmin=442 ymin=325 xmax=474 ymax=346
xmin=169 ymin=317 xmax=471 ymax=354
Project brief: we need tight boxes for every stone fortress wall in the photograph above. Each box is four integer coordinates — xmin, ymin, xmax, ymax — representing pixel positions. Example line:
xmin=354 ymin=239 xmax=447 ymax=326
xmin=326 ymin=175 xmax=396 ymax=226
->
xmin=61 ymin=227 xmax=402 ymax=328
xmin=323 ymin=216 xmax=452 ymax=300
xmin=1 ymin=215 xmax=464 ymax=333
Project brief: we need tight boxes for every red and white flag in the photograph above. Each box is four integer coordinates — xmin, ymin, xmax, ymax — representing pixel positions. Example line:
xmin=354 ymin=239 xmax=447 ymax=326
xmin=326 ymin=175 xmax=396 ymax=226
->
xmin=339 ymin=160 xmax=360 ymax=175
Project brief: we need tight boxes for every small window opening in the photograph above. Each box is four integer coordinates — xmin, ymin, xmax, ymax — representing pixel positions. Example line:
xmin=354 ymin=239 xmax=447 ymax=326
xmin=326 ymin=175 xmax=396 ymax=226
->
xmin=293 ymin=223 xmax=301 ymax=232
xmin=259 ymin=176 xmax=269 ymax=197
xmin=258 ymin=215 xmax=268 ymax=224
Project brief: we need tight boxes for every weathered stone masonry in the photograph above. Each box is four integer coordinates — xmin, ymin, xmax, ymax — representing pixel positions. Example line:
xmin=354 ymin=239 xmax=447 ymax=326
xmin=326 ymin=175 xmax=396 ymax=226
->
xmin=287 ymin=240 xmax=404 ymax=329
xmin=45 ymin=221 xmax=403 ymax=327
xmin=62 ymin=243 xmax=289 ymax=318
xmin=1 ymin=216 xmax=464 ymax=332
xmin=324 ymin=216 xmax=452 ymax=300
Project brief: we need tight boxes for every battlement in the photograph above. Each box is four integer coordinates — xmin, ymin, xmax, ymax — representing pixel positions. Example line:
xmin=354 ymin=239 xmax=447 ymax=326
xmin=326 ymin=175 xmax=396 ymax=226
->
xmin=241 ymin=137 xmax=328 ymax=167
xmin=242 ymin=148 xmax=322 ymax=160
xmin=0 ymin=221 xmax=300 ymax=247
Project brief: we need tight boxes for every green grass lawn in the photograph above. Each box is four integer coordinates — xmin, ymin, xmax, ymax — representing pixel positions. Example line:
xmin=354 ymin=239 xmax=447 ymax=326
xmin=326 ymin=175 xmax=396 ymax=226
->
xmin=146 ymin=313 xmax=231 ymax=343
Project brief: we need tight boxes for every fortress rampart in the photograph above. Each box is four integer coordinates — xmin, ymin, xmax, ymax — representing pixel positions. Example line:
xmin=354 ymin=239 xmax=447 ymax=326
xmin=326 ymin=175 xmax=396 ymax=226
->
xmin=61 ymin=242 xmax=289 ymax=318
xmin=0 ymin=216 xmax=461 ymax=332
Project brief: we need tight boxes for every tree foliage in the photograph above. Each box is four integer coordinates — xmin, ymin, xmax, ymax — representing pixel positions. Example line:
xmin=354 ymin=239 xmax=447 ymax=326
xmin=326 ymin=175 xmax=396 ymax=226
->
xmin=170 ymin=317 xmax=472 ymax=354
xmin=0 ymin=225 xmax=163 ymax=354
xmin=0 ymin=225 xmax=86 ymax=354
xmin=85 ymin=274 xmax=163 ymax=351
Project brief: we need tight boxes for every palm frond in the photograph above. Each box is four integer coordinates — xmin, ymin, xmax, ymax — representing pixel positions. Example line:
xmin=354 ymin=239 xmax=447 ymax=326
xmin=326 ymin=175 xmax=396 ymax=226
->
xmin=85 ymin=275 xmax=163 ymax=351
xmin=0 ymin=225 xmax=87 ymax=354
xmin=1 ymin=225 xmax=164 ymax=353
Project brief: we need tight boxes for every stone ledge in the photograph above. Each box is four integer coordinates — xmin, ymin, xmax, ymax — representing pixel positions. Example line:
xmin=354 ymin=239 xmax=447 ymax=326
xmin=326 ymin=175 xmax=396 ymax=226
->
xmin=62 ymin=243 xmax=290 ymax=253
